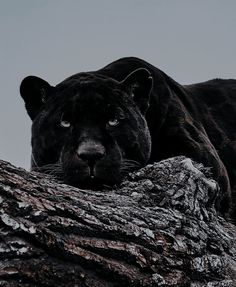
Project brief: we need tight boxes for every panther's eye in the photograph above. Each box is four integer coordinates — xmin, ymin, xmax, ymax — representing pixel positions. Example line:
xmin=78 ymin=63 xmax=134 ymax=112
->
xmin=108 ymin=118 xmax=120 ymax=127
xmin=60 ymin=120 xmax=71 ymax=128
xmin=60 ymin=113 xmax=71 ymax=128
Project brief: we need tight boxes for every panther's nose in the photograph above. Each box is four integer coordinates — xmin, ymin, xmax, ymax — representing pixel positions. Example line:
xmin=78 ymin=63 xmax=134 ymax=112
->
xmin=77 ymin=141 xmax=105 ymax=169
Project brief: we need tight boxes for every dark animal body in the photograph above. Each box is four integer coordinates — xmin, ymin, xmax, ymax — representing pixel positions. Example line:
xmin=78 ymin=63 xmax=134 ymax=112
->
xmin=20 ymin=57 xmax=236 ymax=221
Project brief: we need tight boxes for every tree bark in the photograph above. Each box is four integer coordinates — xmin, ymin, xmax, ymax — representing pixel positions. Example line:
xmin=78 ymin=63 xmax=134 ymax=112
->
xmin=0 ymin=156 xmax=236 ymax=287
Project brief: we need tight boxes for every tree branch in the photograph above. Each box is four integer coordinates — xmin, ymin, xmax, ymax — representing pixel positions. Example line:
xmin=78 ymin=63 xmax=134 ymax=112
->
xmin=0 ymin=156 xmax=236 ymax=286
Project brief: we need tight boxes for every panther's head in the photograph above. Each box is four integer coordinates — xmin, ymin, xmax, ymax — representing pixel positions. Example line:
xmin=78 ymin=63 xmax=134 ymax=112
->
xmin=20 ymin=69 xmax=153 ymax=188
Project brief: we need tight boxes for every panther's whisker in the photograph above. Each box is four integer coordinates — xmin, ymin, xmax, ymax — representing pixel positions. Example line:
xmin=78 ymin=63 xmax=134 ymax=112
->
xmin=34 ymin=162 xmax=64 ymax=178
xmin=121 ymin=158 xmax=142 ymax=174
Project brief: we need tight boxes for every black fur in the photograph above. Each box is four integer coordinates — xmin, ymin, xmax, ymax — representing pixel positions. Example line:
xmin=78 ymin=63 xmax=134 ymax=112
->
xmin=20 ymin=57 xmax=236 ymax=220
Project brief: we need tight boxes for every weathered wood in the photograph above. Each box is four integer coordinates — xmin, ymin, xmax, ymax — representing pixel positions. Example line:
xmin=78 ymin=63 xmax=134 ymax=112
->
xmin=0 ymin=156 xmax=236 ymax=287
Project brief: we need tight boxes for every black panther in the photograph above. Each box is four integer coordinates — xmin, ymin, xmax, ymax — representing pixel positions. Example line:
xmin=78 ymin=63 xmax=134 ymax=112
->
xmin=20 ymin=57 xmax=236 ymax=220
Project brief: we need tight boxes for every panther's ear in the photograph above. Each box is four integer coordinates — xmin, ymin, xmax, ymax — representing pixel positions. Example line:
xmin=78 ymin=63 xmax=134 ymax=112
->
xmin=120 ymin=68 xmax=153 ymax=114
xmin=20 ymin=76 xmax=54 ymax=120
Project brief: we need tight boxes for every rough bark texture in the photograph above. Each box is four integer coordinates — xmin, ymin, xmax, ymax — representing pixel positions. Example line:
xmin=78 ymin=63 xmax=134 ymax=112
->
xmin=0 ymin=156 xmax=236 ymax=287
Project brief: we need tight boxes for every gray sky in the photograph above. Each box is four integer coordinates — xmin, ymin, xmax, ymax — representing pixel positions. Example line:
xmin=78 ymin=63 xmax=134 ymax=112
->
xmin=1 ymin=0 xmax=236 ymax=169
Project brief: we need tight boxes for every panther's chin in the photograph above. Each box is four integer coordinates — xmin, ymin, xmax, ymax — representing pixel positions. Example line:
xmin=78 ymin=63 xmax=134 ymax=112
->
xmin=64 ymin=175 xmax=118 ymax=190
xmin=62 ymin=162 xmax=123 ymax=190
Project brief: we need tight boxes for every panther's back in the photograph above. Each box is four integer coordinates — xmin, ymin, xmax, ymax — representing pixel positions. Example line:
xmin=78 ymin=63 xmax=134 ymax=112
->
xmin=185 ymin=79 xmax=236 ymax=206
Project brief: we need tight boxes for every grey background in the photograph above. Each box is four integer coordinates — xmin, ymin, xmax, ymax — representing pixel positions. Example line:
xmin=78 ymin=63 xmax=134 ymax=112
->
xmin=1 ymin=0 xmax=235 ymax=170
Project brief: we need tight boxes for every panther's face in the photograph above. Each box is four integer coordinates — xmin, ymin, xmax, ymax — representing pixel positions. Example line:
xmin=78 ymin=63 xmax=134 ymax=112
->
xmin=20 ymin=69 xmax=153 ymax=188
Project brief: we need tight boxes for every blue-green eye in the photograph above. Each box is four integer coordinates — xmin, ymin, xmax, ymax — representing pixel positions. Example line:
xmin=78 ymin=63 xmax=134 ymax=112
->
xmin=60 ymin=119 xmax=71 ymax=128
xmin=60 ymin=113 xmax=71 ymax=128
xmin=108 ymin=118 xmax=120 ymax=127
